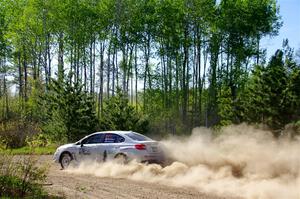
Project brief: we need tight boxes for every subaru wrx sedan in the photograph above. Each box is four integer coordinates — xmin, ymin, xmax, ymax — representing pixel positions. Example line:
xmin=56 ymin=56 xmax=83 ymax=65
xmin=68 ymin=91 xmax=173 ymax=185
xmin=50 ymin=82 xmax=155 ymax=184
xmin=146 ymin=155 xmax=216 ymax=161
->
xmin=53 ymin=131 xmax=165 ymax=169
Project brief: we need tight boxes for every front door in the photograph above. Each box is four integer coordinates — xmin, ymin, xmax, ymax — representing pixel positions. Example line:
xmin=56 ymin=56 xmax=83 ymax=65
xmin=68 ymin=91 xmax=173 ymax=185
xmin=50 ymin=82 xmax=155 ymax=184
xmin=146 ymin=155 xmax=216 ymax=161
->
xmin=79 ymin=133 xmax=106 ymax=162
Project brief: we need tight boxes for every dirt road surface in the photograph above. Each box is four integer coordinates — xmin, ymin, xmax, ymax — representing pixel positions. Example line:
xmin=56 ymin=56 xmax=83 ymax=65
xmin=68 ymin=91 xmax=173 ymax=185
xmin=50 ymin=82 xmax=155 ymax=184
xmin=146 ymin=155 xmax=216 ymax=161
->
xmin=37 ymin=155 xmax=238 ymax=199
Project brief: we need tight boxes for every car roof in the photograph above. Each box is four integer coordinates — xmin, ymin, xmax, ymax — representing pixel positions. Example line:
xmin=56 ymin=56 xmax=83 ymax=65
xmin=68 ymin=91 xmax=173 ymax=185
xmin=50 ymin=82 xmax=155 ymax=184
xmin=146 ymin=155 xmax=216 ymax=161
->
xmin=92 ymin=131 xmax=134 ymax=135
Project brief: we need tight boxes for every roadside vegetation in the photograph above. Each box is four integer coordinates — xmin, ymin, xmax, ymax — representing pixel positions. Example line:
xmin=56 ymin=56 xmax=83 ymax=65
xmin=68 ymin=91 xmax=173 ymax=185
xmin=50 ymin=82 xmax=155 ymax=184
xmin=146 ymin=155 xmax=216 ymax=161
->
xmin=0 ymin=0 xmax=299 ymax=196
xmin=0 ymin=0 xmax=299 ymax=153
xmin=0 ymin=145 xmax=57 ymax=155
xmin=0 ymin=155 xmax=62 ymax=198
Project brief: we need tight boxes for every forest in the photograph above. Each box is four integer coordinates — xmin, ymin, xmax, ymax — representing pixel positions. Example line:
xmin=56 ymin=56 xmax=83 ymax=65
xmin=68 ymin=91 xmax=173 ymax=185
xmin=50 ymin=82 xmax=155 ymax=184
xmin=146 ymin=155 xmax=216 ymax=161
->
xmin=0 ymin=0 xmax=300 ymax=148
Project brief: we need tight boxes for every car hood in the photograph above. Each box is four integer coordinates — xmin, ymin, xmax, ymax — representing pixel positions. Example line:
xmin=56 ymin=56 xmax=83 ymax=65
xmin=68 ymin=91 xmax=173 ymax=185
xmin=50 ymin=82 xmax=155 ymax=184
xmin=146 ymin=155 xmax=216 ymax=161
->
xmin=57 ymin=143 xmax=75 ymax=150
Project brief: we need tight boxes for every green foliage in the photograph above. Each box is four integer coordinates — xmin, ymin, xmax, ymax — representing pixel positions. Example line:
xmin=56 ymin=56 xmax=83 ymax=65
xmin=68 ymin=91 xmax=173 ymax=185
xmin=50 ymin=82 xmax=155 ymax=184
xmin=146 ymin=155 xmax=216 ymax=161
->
xmin=0 ymin=175 xmax=43 ymax=198
xmin=41 ymin=76 xmax=98 ymax=141
xmin=282 ymin=68 xmax=300 ymax=119
xmin=25 ymin=80 xmax=47 ymax=123
xmin=239 ymin=49 xmax=300 ymax=134
xmin=0 ymin=0 xmax=292 ymax=138
xmin=0 ymin=145 xmax=57 ymax=155
xmin=0 ymin=120 xmax=41 ymax=149
xmin=217 ymin=86 xmax=234 ymax=126
xmin=26 ymin=133 xmax=50 ymax=148
xmin=100 ymin=89 xmax=149 ymax=134
xmin=0 ymin=155 xmax=48 ymax=198
xmin=142 ymin=88 xmax=193 ymax=135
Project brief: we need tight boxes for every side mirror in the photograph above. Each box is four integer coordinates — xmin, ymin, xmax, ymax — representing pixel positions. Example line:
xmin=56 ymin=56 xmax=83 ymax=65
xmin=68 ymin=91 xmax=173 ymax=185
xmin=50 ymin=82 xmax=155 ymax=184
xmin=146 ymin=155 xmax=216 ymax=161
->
xmin=80 ymin=142 xmax=84 ymax=147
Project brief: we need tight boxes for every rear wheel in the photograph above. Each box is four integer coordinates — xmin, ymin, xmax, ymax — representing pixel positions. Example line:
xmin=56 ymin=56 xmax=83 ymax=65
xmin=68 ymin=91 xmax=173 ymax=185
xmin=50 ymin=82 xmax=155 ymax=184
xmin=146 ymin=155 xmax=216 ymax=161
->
xmin=114 ymin=153 xmax=128 ymax=164
xmin=60 ymin=152 xmax=72 ymax=169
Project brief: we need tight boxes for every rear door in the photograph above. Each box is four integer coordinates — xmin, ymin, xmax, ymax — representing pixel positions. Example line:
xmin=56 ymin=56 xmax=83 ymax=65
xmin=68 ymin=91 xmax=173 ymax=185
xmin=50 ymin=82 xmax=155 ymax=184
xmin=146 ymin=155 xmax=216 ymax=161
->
xmin=101 ymin=133 xmax=126 ymax=156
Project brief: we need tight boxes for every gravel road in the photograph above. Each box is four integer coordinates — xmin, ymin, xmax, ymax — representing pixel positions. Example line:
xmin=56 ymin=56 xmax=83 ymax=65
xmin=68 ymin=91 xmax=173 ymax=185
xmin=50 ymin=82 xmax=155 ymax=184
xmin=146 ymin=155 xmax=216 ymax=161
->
xmin=37 ymin=155 xmax=238 ymax=199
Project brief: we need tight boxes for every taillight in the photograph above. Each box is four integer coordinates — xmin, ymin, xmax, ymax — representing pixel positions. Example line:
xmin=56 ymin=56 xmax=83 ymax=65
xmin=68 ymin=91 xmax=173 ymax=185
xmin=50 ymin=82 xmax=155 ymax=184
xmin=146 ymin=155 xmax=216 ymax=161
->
xmin=135 ymin=144 xmax=146 ymax=150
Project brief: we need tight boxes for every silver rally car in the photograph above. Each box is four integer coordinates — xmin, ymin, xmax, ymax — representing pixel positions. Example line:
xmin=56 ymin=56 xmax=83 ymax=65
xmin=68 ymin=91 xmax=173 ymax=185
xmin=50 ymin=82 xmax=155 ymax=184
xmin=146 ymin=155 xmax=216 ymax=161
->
xmin=53 ymin=131 xmax=165 ymax=169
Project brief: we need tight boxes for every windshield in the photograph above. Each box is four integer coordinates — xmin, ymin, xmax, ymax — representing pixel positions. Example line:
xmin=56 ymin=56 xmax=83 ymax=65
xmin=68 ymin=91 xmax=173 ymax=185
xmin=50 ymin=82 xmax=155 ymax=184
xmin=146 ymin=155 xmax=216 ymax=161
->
xmin=125 ymin=132 xmax=152 ymax=141
xmin=75 ymin=135 xmax=88 ymax=145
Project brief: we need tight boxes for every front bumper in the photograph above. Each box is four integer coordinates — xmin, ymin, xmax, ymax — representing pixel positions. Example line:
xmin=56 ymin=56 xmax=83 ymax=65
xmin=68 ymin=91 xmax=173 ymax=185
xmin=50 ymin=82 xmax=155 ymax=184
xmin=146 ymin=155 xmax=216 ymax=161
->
xmin=53 ymin=151 xmax=60 ymax=163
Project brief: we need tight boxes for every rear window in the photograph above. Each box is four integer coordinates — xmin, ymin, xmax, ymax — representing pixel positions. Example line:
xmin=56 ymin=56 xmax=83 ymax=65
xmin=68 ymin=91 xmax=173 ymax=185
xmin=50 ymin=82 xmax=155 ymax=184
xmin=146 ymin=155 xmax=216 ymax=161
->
xmin=125 ymin=132 xmax=152 ymax=141
xmin=103 ymin=133 xmax=125 ymax=143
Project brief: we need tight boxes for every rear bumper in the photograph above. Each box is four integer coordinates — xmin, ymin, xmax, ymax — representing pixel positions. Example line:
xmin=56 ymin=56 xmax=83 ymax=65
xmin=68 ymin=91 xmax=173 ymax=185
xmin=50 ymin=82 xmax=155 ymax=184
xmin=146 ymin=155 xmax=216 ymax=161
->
xmin=124 ymin=150 xmax=165 ymax=163
xmin=141 ymin=159 xmax=164 ymax=164
xmin=140 ymin=153 xmax=165 ymax=164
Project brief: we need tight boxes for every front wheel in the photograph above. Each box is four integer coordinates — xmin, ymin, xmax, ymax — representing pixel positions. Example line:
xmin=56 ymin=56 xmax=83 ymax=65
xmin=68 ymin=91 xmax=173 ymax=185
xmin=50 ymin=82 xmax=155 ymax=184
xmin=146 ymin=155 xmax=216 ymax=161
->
xmin=60 ymin=153 xmax=72 ymax=169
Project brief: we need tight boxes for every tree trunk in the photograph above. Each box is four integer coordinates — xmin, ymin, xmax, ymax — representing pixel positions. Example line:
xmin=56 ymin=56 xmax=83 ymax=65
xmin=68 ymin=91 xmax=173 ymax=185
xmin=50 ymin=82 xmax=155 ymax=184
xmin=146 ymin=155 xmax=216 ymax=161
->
xmin=32 ymin=38 xmax=38 ymax=81
xmin=182 ymin=26 xmax=189 ymax=122
xmin=126 ymin=45 xmax=133 ymax=96
xmin=23 ymin=48 xmax=28 ymax=101
xmin=58 ymin=32 xmax=64 ymax=82
xmin=134 ymin=45 xmax=138 ymax=108
xmin=98 ymin=42 xmax=105 ymax=118
xmin=256 ymin=34 xmax=260 ymax=65
xmin=107 ymin=42 xmax=111 ymax=98
xmin=89 ymin=38 xmax=93 ymax=93
xmin=93 ymin=39 xmax=96 ymax=93
xmin=112 ymin=46 xmax=116 ymax=96
xmin=47 ymin=33 xmax=51 ymax=84
xmin=76 ymin=43 xmax=80 ymax=83
xmin=208 ymin=33 xmax=220 ymax=126
xmin=175 ymin=52 xmax=179 ymax=112
xmin=17 ymin=52 xmax=23 ymax=102
xmin=83 ymin=46 xmax=87 ymax=90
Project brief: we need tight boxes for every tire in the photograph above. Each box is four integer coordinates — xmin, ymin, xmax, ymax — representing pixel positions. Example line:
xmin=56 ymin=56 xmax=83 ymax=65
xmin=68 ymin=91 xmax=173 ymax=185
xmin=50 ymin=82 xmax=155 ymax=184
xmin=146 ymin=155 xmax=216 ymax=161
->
xmin=60 ymin=152 xmax=73 ymax=169
xmin=114 ymin=153 xmax=128 ymax=164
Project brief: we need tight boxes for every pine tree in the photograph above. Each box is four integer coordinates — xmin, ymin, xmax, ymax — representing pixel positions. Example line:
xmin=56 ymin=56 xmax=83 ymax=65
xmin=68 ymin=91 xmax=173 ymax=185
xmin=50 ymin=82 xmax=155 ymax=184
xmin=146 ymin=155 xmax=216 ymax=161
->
xmin=239 ymin=49 xmax=300 ymax=135
xmin=41 ymin=75 xmax=98 ymax=141
xmin=100 ymin=88 xmax=149 ymax=134
xmin=217 ymin=86 xmax=234 ymax=126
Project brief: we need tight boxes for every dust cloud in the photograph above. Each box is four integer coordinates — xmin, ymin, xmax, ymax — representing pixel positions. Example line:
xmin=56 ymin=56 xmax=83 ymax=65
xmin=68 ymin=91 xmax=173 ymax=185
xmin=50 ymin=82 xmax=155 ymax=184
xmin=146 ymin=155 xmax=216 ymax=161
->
xmin=67 ymin=124 xmax=300 ymax=199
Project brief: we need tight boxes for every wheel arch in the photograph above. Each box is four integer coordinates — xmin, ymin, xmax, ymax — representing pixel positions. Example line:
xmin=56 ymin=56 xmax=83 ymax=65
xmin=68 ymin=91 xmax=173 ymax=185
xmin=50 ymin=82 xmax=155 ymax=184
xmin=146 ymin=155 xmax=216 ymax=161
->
xmin=114 ymin=152 xmax=128 ymax=159
xmin=59 ymin=151 xmax=73 ymax=163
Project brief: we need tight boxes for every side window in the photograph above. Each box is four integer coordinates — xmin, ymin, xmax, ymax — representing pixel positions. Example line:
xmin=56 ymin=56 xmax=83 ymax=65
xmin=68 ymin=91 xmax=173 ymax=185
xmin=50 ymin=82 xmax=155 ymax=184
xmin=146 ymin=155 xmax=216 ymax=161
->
xmin=103 ymin=134 xmax=125 ymax=143
xmin=84 ymin=134 xmax=104 ymax=144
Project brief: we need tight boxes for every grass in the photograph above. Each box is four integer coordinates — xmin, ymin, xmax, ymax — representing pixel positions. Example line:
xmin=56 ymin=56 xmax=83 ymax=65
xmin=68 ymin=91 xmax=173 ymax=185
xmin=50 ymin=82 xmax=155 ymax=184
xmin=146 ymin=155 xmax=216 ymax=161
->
xmin=0 ymin=154 xmax=65 ymax=198
xmin=0 ymin=145 xmax=57 ymax=155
